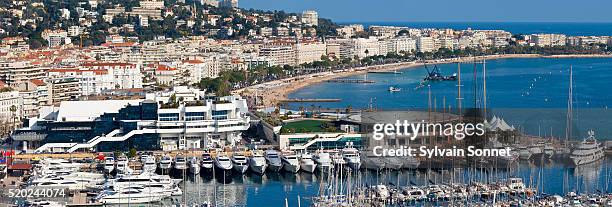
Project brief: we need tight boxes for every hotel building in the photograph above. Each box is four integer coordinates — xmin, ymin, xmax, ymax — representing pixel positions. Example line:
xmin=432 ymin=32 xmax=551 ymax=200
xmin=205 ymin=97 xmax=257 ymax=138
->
xmin=12 ymin=87 xmax=250 ymax=152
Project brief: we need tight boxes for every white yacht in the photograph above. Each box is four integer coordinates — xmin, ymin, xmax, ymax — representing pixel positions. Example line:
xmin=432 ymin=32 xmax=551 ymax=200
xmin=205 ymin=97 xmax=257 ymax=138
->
xmin=142 ymin=156 xmax=157 ymax=174
xmin=200 ymin=153 xmax=214 ymax=172
xmin=248 ymin=151 xmax=267 ymax=174
xmin=115 ymin=160 xmax=132 ymax=176
xmin=214 ymin=155 xmax=233 ymax=174
xmin=231 ymin=154 xmax=249 ymax=174
xmin=299 ymin=153 xmax=317 ymax=173
xmin=264 ymin=150 xmax=283 ymax=172
xmin=103 ymin=157 xmax=115 ymax=174
xmin=189 ymin=157 xmax=200 ymax=175
xmin=331 ymin=152 xmax=347 ymax=166
xmin=159 ymin=155 xmax=172 ymax=171
xmin=507 ymin=178 xmax=526 ymax=193
xmin=313 ymin=152 xmax=332 ymax=172
xmin=97 ymin=188 xmax=163 ymax=204
xmin=543 ymin=143 xmax=555 ymax=159
xmin=341 ymin=148 xmax=361 ymax=170
xmin=529 ymin=142 xmax=545 ymax=160
xmin=517 ymin=146 xmax=532 ymax=160
xmin=280 ymin=153 xmax=300 ymax=173
xmin=109 ymin=173 xmax=181 ymax=190
xmin=173 ymin=155 xmax=188 ymax=172
xmin=29 ymin=179 xmax=89 ymax=191
xmin=570 ymin=130 xmax=605 ymax=166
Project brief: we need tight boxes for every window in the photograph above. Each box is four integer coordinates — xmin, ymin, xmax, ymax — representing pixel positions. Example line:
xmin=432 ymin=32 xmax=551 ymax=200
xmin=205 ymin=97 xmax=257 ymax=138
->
xmin=158 ymin=113 xmax=179 ymax=121
xmin=211 ymin=110 xmax=228 ymax=120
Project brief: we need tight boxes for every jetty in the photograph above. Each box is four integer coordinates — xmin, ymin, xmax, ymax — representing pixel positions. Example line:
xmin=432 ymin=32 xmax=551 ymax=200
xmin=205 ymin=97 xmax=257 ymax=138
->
xmin=279 ymin=98 xmax=341 ymax=102
xmin=326 ymin=79 xmax=375 ymax=83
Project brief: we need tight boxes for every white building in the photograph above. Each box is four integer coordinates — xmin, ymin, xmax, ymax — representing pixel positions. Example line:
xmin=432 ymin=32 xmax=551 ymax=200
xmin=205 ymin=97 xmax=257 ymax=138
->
xmin=81 ymin=62 xmax=143 ymax=89
xmin=388 ymin=37 xmax=417 ymax=53
xmin=417 ymin=36 xmax=435 ymax=53
xmin=301 ymin=10 xmax=318 ymax=26
xmin=352 ymin=37 xmax=380 ymax=58
xmin=295 ymin=41 xmax=326 ymax=64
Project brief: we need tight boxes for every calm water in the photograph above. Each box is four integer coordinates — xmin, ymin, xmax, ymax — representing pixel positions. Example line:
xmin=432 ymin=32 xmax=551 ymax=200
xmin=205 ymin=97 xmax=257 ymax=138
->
xmin=288 ymin=58 xmax=612 ymax=139
xmin=343 ymin=22 xmax=612 ymax=36
xmin=173 ymin=159 xmax=611 ymax=207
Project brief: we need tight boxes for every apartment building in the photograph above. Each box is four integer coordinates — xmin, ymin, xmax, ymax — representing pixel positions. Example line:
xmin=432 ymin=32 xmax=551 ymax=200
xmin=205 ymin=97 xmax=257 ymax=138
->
xmin=259 ymin=44 xmax=297 ymax=66
xmin=81 ymin=62 xmax=143 ymax=89
xmin=417 ymin=36 xmax=435 ymax=53
xmin=0 ymin=61 xmax=47 ymax=86
xmin=15 ymin=79 xmax=51 ymax=118
xmin=301 ymin=10 xmax=318 ymax=26
xmin=295 ymin=41 xmax=326 ymax=64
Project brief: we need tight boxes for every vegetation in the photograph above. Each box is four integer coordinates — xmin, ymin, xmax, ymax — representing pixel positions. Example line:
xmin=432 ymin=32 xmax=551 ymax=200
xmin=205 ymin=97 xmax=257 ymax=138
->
xmin=280 ymin=120 xmax=337 ymax=134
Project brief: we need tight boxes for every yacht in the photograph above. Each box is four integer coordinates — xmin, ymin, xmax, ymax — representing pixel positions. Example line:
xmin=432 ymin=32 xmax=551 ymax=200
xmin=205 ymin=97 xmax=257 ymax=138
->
xmin=341 ymin=148 xmax=361 ymax=170
xmin=331 ymin=152 xmax=347 ymax=166
xmin=543 ymin=143 xmax=555 ymax=159
xmin=388 ymin=86 xmax=401 ymax=92
xmin=103 ymin=157 xmax=115 ymax=174
xmin=97 ymin=188 xmax=164 ymax=204
xmin=507 ymin=178 xmax=526 ymax=193
xmin=280 ymin=153 xmax=300 ymax=173
xmin=517 ymin=146 xmax=532 ymax=160
xmin=264 ymin=150 xmax=283 ymax=172
xmin=529 ymin=142 xmax=545 ymax=161
xmin=214 ymin=155 xmax=233 ymax=174
xmin=299 ymin=153 xmax=317 ymax=173
xmin=570 ymin=130 xmax=605 ymax=166
xmin=189 ymin=157 xmax=200 ymax=175
xmin=142 ymin=156 xmax=157 ymax=174
xmin=200 ymin=153 xmax=214 ymax=173
xmin=28 ymin=179 xmax=89 ymax=191
xmin=108 ymin=173 xmax=181 ymax=190
xmin=248 ymin=151 xmax=267 ymax=174
xmin=231 ymin=154 xmax=249 ymax=174
xmin=115 ymin=160 xmax=132 ymax=175
xmin=313 ymin=152 xmax=332 ymax=172
xmin=159 ymin=155 xmax=172 ymax=171
xmin=173 ymin=155 xmax=188 ymax=172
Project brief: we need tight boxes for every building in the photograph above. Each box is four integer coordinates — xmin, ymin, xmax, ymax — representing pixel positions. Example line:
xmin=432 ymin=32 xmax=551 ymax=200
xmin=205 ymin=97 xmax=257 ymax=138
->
xmin=201 ymin=0 xmax=218 ymax=7
xmin=301 ymin=10 xmax=318 ymax=26
xmin=0 ymin=61 xmax=47 ymax=86
xmin=139 ymin=0 xmax=164 ymax=9
xmin=49 ymin=77 xmax=81 ymax=104
xmin=0 ymin=85 xmax=23 ymax=131
xmin=259 ymin=44 xmax=297 ymax=66
xmin=295 ymin=40 xmax=326 ymax=64
xmin=417 ymin=36 xmax=435 ymax=53
xmin=352 ymin=37 xmax=380 ymax=58
xmin=13 ymin=87 xmax=250 ymax=152
xmin=42 ymin=30 xmax=71 ymax=47
xmin=388 ymin=37 xmax=417 ymax=53
xmin=47 ymin=68 xmax=114 ymax=96
xmin=15 ymin=79 xmax=51 ymax=118
xmin=154 ymin=64 xmax=178 ymax=85
xmin=81 ymin=62 xmax=143 ymax=89
xmin=279 ymin=132 xmax=363 ymax=151
xmin=532 ymin=34 xmax=567 ymax=47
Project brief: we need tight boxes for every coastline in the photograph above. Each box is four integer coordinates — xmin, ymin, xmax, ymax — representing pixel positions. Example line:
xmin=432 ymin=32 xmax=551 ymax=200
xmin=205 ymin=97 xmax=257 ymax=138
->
xmin=236 ymin=54 xmax=612 ymax=108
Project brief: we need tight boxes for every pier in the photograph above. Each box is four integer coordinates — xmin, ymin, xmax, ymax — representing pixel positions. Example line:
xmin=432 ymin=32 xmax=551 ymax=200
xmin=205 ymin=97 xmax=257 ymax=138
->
xmin=326 ymin=79 xmax=375 ymax=83
xmin=279 ymin=98 xmax=341 ymax=102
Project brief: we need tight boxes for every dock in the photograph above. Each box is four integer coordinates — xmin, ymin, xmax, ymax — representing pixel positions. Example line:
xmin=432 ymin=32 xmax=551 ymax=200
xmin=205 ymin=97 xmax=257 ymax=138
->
xmin=279 ymin=98 xmax=341 ymax=103
xmin=326 ymin=79 xmax=375 ymax=83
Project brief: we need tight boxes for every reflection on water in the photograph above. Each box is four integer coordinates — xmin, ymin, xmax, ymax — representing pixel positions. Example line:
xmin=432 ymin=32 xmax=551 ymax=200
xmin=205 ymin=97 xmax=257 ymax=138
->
xmin=167 ymin=158 xmax=611 ymax=207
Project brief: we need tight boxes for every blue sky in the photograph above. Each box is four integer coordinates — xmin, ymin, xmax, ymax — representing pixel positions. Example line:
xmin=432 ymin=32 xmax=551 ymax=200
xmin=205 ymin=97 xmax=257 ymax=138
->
xmin=240 ymin=0 xmax=612 ymax=23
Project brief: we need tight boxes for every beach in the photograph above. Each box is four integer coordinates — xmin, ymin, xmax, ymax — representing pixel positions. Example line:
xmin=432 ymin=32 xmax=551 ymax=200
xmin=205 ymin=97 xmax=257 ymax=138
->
xmin=236 ymin=54 xmax=612 ymax=108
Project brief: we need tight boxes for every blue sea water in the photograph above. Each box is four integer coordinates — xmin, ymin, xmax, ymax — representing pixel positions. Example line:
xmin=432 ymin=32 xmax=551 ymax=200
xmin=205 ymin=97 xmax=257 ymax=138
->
xmin=288 ymin=58 xmax=612 ymax=139
xmin=341 ymin=22 xmax=612 ymax=36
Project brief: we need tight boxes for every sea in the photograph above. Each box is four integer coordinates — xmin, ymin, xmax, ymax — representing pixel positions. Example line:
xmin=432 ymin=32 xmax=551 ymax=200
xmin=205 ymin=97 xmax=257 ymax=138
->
xmin=172 ymin=58 xmax=612 ymax=207
xmin=288 ymin=58 xmax=612 ymax=140
xmin=340 ymin=22 xmax=612 ymax=36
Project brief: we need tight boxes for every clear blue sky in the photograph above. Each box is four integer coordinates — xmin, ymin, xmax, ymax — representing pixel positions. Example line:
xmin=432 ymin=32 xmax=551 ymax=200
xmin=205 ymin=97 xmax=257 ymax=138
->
xmin=240 ymin=0 xmax=612 ymax=23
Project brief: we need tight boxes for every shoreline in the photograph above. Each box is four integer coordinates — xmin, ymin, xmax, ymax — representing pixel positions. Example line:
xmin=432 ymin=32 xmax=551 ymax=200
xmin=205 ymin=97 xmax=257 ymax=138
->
xmin=236 ymin=54 xmax=612 ymax=108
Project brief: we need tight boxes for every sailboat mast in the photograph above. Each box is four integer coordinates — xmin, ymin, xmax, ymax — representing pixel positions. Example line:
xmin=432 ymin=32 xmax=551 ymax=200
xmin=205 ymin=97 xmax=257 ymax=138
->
xmin=457 ymin=63 xmax=463 ymax=120
xmin=483 ymin=59 xmax=487 ymax=118
xmin=565 ymin=66 xmax=573 ymax=145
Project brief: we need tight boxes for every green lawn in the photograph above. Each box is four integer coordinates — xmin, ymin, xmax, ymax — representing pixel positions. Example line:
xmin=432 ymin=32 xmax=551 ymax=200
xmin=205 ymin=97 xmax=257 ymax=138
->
xmin=281 ymin=120 xmax=328 ymax=134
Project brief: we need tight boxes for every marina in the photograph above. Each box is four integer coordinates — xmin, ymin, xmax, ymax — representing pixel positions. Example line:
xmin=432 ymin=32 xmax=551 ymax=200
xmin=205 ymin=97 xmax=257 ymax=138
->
xmin=0 ymin=151 xmax=610 ymax=206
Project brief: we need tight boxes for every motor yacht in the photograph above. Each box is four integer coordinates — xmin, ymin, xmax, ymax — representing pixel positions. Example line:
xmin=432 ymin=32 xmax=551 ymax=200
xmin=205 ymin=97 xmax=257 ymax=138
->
xmin=214 ymin=155 xmax=233 ymax=174
xmin=231 ymin=154 xmax=249 ymax=174
xmin=299 ymin=153 xmax=316 ymax=173
xmin=97 ymin=188 xmax=164 ymax=204
xmin=280 ymin=153 xmax=300 ymax=173
xmin=173 ymin=155 xmax=188 ymax=172
xmin=103 ymin=157 xmax=115 ymax=174
xmin=570 ymin=130 xmax=605 ymax=166
xmin=248 ymin=151 xmax=267 ymax=174
xmin=264 ymin=150 xmax=283 ymax=172
xmin=189 ymin=157 xmax=200 ymax=175
xmin=341 ymin=148 xmax=361 ymax=170
xmin=159 ymin=155 xmax=172 ymax=171
xmin=142 ymin=156 xmax=157 ymax=174
xmin=313 ymin=152 xmax=332 ymax=172
xmin=200 ymin=153 xmax=214 ymax=173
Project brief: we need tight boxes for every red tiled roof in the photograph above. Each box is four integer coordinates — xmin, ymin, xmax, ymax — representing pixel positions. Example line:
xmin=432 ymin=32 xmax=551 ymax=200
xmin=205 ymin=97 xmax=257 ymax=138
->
xmin=182 ymin=59 xmax=204 ymax=64
xmin=30 ymin=79 xmax=45 ymax=86
xmin=156 ymin=64 xmax=176 ymax=71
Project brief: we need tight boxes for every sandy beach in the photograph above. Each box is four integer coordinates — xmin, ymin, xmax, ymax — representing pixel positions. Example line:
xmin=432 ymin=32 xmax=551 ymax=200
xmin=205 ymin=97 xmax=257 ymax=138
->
xmin=236 ymin=54 xmax=612 ymax=108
